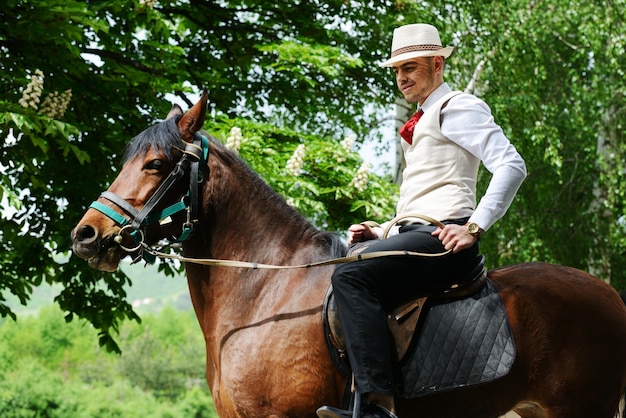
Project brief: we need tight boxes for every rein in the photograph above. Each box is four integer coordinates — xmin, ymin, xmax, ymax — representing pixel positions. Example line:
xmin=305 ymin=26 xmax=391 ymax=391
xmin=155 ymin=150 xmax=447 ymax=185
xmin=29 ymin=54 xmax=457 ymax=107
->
xmin=90 ymin=133 xmax=450 ymax=268
xmin=140 ymin=244 xmax=451 ymax=270
xmin=139 ymin=213 xmax=452 ymax=269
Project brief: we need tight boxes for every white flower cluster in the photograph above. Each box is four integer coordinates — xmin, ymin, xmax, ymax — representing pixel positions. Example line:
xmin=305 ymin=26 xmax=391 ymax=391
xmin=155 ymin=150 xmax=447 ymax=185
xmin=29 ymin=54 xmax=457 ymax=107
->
xmin=40 ymin=89 xmax=72 ymax=119
xmin=225 ymin=126 xmax=243 ymax=153
xmin=140 ymin=0 xmax=158 ymax=7
xmin=335 ymin=133 xmax=356 ymax=163
xmin=349 ymin=162 xmax=372 ymax=192
xmin=285 ymin=144 xmax=306 ymax=176
xmin=341 ymin=134 xmax=355 ymax=153
xmin=18 ymin=69 xmax=44 ymax=110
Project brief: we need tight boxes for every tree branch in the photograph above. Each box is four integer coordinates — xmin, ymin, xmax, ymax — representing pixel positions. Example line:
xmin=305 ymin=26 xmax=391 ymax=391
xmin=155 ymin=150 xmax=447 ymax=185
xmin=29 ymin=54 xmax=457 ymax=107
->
xmin=464 ymin=48 xmax=497 ymax=94
xmin=81 ymin=48 xmax=157 ymax=75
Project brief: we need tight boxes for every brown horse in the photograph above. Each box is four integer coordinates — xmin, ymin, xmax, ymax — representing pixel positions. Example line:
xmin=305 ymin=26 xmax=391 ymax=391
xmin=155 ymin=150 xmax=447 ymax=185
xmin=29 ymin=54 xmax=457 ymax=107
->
xmin=71 ymin=93 xmax=626 ymax=418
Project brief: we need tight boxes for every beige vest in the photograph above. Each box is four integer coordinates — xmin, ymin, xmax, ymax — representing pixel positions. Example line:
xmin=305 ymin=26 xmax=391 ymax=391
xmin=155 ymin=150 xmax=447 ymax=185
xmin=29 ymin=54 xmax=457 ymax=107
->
xmin=396 ymin=91 xmax=480 ymax=222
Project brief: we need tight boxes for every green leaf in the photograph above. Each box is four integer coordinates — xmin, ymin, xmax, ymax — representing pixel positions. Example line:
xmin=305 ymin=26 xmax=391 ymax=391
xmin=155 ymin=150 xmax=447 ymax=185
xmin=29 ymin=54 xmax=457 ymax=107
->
xmin=30 ymin=136 xmax=48 ymax=153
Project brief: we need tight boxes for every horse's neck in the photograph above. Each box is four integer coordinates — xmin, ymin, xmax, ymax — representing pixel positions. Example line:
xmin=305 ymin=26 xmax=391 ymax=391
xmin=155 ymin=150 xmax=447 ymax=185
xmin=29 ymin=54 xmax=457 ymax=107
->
xmin=176 ymin=145 xmax=340 ymax=400
xmin=183 ymin=152 xmax=333 ymax=324
xmin=212 ymin=201 xmax=318 ymax=265
xmin=183 ymin=176 xmax=331 ymax=361
xmin=199 ymin=163 xmax=322 ymax=266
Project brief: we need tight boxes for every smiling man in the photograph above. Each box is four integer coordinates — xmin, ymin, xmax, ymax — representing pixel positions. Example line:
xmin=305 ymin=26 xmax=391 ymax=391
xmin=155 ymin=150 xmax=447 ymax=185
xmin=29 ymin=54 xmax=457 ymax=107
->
xmin=317 ymin=24 xmax=527 ymax=418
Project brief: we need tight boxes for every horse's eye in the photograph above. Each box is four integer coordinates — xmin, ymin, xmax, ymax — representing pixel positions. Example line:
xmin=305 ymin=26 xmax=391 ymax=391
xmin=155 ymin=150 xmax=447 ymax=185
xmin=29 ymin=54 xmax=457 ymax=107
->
xmin=145 ymin=160 xmax=163 ymax=171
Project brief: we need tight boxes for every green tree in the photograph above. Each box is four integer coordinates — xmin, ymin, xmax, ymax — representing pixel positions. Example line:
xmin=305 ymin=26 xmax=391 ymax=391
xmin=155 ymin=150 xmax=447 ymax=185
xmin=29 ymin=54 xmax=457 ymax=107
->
xmin=0 ymin=0 xmax=405 ymax=350
xmin=2 ymin=0 xmax=626 ymax=352
xmin=117 ymin=307 xmax=206 ymax=400
xmin=0 ymin=305 xmax=107 ymax=374
xmin=0 ymin=304 xmax=218 ymax=417
xmin=434 ymin=0 xmax=626 ymax=287
xmin=0 ymin=358 xmax=81 ymax=418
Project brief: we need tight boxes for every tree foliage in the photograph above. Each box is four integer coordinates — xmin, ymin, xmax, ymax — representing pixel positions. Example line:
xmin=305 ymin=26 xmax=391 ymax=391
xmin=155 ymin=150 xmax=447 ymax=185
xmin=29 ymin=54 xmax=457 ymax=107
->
xmin=0 ymin=0 xmax=406 ymax=350
xmin=437 ymin=0 xmax=626 ymax=287
xmin=0 ymin=306 xmax=216 ymax=417
xmin=1 ymin=0 xmax=626 ymax=351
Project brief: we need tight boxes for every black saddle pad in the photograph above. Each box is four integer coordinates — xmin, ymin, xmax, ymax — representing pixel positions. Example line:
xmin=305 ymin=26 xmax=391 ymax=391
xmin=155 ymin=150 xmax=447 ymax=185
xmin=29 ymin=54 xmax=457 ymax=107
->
xmin=396 ymin=278 xmax=516 ymax=398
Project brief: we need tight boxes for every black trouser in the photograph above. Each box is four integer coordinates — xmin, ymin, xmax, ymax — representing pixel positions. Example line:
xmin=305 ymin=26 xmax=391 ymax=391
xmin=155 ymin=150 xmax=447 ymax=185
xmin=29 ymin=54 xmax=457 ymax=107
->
xmin=331 ymin=223 xmax=480 ymax=395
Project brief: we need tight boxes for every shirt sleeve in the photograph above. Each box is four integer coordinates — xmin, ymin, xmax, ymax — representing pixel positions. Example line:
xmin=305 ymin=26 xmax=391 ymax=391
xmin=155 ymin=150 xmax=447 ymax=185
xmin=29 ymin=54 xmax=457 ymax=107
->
xmin=440 ymin=94 xmax=527 ymax=231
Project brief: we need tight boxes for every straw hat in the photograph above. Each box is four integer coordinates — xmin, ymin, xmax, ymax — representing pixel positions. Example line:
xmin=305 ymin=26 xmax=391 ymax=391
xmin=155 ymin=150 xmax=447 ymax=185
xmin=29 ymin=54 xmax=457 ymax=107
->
xmin=380 ymin=24 xmax=454 ymax=67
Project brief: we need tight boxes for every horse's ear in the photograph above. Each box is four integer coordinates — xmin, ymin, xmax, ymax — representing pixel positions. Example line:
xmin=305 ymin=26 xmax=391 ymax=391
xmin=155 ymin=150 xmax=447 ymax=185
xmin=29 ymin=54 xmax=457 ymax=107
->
xmin=166 ymin=103 xmax=183 ymax=120
xmin=178 ymin=90 xmax=208 ymax=142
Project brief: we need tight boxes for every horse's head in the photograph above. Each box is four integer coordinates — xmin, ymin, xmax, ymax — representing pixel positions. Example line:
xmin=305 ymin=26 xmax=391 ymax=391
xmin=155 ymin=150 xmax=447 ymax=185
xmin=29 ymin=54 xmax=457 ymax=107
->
xmin=71 ymin=92 xmax=208 ymax=271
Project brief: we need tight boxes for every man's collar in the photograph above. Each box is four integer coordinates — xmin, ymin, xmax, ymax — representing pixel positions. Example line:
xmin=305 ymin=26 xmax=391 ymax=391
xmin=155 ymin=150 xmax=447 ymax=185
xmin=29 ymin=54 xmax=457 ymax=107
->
xmin=419 ymin=82 xmax=451 ymax=113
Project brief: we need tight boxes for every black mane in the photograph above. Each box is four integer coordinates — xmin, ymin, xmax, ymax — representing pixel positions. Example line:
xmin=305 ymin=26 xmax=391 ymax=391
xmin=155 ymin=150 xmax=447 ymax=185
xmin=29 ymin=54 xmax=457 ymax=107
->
xmin=123 ymin=117 xmax=183 ymax=163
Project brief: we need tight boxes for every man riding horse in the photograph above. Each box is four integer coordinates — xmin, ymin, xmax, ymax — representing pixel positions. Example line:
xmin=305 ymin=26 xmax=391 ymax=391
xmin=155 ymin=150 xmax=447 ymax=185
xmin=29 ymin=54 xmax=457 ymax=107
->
xmin=317 ymin=23 xmax=527 ymax=418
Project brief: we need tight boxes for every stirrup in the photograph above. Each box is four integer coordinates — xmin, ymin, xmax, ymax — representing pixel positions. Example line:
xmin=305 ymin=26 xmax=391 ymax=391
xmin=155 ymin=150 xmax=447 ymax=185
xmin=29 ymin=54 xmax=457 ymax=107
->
xmin=316 ymin=405 xmax=352 ymax=418
xmin=317 ymin=379 xmax=362 ymax=418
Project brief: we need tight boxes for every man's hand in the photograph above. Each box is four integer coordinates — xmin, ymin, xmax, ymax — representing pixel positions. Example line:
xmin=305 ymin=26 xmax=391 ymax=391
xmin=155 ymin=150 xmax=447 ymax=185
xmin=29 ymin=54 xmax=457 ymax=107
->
xmin=432 ymin=223 xmax=477 ymax=253
xmin=348 ymin=223 xmax=378 ymax=244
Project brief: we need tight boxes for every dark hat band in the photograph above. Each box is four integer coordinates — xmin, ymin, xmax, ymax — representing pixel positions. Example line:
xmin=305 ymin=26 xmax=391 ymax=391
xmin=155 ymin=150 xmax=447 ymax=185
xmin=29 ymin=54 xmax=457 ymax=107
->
xmin=391 ymin=44 xmax=443 ymax=57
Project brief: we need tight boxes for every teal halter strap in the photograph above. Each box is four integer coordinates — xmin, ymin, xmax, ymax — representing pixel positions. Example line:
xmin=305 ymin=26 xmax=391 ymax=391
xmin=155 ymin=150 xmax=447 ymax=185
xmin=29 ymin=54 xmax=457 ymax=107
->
xmin=89 ymin=201 xmax=130 ymax=226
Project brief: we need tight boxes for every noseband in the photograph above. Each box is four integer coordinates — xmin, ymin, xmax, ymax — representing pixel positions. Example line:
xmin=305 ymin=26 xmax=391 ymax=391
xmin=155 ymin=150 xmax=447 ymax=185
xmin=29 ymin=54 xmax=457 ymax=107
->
xmin=88 ymin=133 xmax=210 ymax=263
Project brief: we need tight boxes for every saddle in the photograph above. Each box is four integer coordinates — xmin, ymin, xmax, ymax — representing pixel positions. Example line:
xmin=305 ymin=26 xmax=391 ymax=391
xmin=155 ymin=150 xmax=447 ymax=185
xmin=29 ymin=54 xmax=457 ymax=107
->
xmin=322 ymin=255 xmax=516 ymax=399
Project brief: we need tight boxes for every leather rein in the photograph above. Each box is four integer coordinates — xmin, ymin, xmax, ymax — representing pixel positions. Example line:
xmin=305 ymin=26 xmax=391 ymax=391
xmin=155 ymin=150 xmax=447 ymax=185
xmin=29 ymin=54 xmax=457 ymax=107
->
xmin=89 ymin=133 xmax=449 ymax=269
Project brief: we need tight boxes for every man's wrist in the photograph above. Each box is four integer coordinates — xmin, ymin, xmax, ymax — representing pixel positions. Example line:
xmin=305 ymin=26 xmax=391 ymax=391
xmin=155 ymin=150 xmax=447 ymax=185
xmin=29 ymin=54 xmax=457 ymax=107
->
xmin=465 ymin=222 xmax=484 ymax=240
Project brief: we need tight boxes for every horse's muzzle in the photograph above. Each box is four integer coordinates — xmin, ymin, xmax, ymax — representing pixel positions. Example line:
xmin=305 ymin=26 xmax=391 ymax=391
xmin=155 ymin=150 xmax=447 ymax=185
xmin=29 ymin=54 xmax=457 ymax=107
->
xmin=71 ymin=224 xmax=122 ymax=272
xmin=71 ymin=225 xmax=99 ymax=257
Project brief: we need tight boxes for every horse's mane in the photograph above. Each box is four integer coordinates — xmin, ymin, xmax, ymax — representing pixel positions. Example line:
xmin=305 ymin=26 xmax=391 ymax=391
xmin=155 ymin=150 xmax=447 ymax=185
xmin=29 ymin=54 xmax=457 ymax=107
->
xmin=123 ymin=116 xmax=184 ymax=163
xmin=124 ymin=117 xmax=346 ymax=259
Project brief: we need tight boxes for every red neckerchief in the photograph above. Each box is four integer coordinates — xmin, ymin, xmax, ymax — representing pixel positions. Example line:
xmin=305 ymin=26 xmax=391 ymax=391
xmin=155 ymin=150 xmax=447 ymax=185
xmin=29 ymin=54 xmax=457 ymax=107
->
xmin=399 ymin=109 xmax=424 ymax=144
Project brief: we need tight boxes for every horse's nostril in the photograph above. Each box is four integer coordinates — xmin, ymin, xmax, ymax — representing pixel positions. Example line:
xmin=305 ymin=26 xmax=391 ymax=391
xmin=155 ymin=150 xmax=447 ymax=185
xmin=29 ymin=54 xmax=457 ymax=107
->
xmin=73 ymin=224 xmax=98 ymax=244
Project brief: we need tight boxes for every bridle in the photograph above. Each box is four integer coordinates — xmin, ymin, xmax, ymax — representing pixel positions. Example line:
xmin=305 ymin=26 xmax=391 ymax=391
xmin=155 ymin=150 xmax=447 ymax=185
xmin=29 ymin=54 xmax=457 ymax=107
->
xmin=88 ymin=133 xmax=210 ymax=263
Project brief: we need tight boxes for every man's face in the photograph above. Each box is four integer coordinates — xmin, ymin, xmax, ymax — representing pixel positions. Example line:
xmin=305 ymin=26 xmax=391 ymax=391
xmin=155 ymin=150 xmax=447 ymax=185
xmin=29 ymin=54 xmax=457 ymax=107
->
xmin=392 ymin=56 xmax=440 ymax=104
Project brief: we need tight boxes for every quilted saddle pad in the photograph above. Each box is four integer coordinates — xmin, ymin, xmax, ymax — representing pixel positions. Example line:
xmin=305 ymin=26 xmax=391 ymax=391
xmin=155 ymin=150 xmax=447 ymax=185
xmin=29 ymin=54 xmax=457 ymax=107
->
xmin=397 ymin=278 xmax=516 ymax=398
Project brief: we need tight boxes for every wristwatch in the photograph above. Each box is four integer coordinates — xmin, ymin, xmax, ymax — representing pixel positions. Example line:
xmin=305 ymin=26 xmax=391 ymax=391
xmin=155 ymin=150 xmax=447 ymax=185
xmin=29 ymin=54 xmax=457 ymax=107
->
xmin=466 ymin=222 xmax=484 ymax=239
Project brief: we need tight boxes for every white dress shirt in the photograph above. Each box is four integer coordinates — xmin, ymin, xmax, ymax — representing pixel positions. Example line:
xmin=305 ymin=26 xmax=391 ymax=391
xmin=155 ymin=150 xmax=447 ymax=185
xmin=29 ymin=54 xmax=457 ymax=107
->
xmin=428 ymin=83 xmax=526 ymax=230
xmin=377 ymin=83 xmax=526 ymax=238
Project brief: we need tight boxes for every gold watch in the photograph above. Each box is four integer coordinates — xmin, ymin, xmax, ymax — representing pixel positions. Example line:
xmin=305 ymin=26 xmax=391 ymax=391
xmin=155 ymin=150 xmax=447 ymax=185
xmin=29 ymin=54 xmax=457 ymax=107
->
xmin=466 ymin=222 xmax=484 ymax=239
